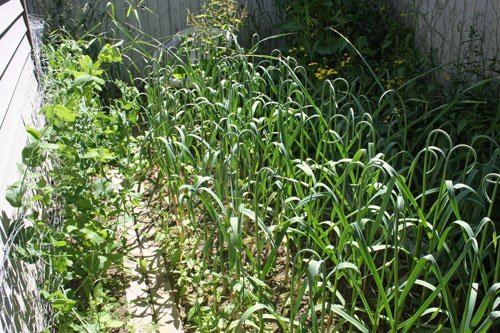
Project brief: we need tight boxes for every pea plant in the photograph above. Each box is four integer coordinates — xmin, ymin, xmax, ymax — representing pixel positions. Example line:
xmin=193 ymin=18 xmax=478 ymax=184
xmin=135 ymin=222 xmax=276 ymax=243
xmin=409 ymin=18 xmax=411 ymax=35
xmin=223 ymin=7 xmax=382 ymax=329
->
xmin=8 ymin=34 xmax=143 ymax=331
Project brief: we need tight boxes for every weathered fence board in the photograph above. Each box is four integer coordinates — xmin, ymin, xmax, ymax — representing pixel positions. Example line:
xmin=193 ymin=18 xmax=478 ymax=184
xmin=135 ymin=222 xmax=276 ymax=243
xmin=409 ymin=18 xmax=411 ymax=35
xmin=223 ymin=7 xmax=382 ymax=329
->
xmin=0 ymin=38 xmax=34 ymax=195
xmin=0 ymin=36 xmax=31 ymax=141
xmin=389 ymin=0 xmax=499 ymax=79
xmin=25 ymin=0 xmax=281 ymax=45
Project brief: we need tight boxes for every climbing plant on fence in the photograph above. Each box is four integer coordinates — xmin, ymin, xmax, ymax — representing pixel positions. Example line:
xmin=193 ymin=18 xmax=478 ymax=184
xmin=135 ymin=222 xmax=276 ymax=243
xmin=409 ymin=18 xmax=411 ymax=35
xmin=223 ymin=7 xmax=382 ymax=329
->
xmin=7 ymin=34 xmax=145 ymax=330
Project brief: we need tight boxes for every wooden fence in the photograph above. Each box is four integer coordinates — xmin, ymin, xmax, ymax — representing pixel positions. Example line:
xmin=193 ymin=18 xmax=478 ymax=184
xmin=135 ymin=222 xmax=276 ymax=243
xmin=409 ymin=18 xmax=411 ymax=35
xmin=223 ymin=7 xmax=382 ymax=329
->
xmin=26 ymin=0 xmax=498 ymax=81
xmin=25 ymin=0 xmax=281 ymax=47
xmin=388 ymin=0 xmax=499 ymax=80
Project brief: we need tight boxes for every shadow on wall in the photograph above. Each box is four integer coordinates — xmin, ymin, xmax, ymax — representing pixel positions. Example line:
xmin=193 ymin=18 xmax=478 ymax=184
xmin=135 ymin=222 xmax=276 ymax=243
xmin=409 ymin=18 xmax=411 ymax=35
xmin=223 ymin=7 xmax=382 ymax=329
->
xmin=0 ymin=3 xmax=48 ymax=331
xmin=0 ymin=212 xmax=48 ymax=332
xmin=388 ymin=0 xmax=499 ymax=82
xmin=25 ymin=0 xmax=284 ymax=58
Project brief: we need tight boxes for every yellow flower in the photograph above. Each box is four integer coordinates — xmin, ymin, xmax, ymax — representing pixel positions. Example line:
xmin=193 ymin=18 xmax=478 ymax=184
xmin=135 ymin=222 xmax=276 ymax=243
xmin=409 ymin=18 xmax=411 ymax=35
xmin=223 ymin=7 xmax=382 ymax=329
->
xmin=314 ymin=71 xmax=326 ymax=80
xmin=326 ymin=69 xmax=337 ymax=75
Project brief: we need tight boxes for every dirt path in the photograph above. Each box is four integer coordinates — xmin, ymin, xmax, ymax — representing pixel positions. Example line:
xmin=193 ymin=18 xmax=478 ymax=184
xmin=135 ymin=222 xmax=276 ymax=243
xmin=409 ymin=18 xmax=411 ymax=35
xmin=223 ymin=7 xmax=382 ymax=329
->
xmin=123 ymin=213 xmax=183 ymax=332
xmin=111 ymin=169 xmax=182 ymax=333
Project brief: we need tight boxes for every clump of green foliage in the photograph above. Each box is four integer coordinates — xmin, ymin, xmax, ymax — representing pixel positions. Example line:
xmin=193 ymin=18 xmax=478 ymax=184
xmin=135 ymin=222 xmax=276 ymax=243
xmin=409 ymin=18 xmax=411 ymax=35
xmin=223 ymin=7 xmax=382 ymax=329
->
xmin=279 ymin=0 xmax=426 ymax=92
xmin=9 ymin=33 xmax=143 ymax=330
xmin=141 ymin=4 xmax=499 ymax=331
xmin=278 ymin=0 xmax=498 ymax=147
xmin=188 ymin=0 xmax=247 ymax=37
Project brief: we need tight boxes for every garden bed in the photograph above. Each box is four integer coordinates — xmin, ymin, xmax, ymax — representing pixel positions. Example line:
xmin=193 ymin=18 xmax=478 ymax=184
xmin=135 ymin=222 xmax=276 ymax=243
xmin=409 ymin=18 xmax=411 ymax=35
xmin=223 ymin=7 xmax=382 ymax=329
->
xmin=9 ymin=1 xmax=499 ymax=332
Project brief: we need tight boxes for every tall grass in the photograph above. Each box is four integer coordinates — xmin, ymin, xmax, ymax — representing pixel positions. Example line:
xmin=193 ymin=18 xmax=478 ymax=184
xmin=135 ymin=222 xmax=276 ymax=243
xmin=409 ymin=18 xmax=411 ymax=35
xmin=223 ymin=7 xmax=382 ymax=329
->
xmin=138 ymin=30 xmax=499 ymax=332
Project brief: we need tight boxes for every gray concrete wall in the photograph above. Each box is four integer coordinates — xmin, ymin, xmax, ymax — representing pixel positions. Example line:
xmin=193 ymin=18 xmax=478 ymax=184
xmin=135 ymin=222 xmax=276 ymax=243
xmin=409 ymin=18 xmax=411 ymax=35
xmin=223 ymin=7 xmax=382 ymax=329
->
xmin=0 ymin=1 xmax=45 ymax=331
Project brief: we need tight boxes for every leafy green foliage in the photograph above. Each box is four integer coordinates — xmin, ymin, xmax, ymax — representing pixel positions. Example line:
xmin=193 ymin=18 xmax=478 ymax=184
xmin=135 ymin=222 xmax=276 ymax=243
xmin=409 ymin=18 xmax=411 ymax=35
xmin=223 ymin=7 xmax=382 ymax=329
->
xmin=9 ymin=35 xmax=142 ymax=330
xmin=143 ymin=17 xmax=499 ymax=331
xmin=188 ymin=0 xmax=246 ymax=35
xmin=278 ymin=0 xmax=498 ymax=149
xmin=6 ymin=181 xmax=25 ymax=208
xmin=280 ymin=0 xmax=425 ymax=92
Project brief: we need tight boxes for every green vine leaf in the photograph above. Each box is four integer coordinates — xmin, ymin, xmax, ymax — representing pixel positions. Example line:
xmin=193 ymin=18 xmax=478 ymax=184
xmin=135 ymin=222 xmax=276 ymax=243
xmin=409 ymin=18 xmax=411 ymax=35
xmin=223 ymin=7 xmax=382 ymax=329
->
xmin=81 ymin=228 xmax=105 ymax=245
xmin=98 ymin=44 xmax=123 ymax=63
xmin=5 ymin=181 xmax=24 ymax=207
xmin=22 ymin=143 xmax=45 ymax=167
xmin=44 ymin=104 xmax=76 ymax=123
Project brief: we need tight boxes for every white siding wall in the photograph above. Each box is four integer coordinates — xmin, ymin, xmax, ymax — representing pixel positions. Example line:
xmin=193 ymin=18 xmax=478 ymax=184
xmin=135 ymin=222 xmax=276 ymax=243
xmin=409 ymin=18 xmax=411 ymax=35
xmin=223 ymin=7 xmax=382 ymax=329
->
xmin=0 ymin=0 xmax=44 ymax=331
xmin=0 ymin=0 xmax=41 ymax=215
